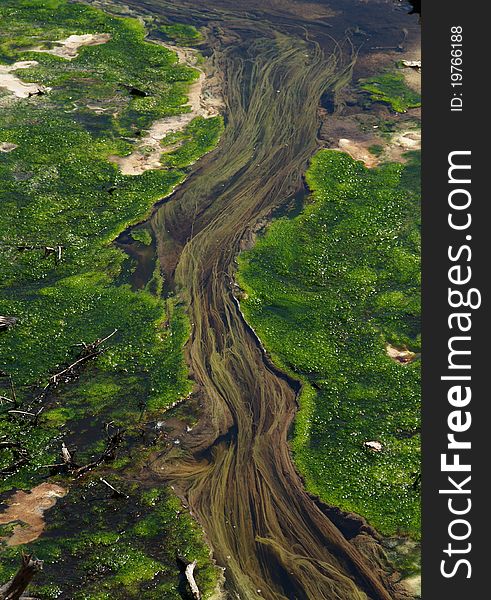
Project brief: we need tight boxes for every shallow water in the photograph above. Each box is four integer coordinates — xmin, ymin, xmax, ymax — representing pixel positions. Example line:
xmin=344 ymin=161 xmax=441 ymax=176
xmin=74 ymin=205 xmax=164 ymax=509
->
xmin=112 ymin=1 xmax=420 ymax=598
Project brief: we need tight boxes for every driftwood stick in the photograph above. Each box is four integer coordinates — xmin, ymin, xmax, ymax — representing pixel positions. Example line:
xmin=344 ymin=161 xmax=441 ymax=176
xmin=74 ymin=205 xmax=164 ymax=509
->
xmin=7 ymin=407 xmax=44 ymax=424
xmin=9 ymin=376 xmax=18 ymax=408
xmin=61 ymin=442 xmax=72 ymax=465
xmin=178 ymin=556 xmax=201 ymax=600
xmin=0 ymin=377 xmax=18 ymax=408
xmin=94 ymin=329 xmax=118 ymax=346
xmin=0 ymin=440 xmax=21 ymax=450
xmin=0 ymin=396 xmax=16 ymax=405
xmin=185 ymin=561 xmax=200 ymax=600
xmin=48 ymin=351 xmax=99 ymax=386
xmin=31 ymin=329 xmax=119 ymax=405
xmin=11 ymin=244 xmax=65 ymax=264
xmin=0 ymin=316 xmax=17 ymax=331
xmin=0 ymin=553 xmax=42 ymax=600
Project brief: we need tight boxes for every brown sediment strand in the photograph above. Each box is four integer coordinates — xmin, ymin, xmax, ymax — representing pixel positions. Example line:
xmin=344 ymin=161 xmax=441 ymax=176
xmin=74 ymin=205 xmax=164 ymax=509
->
xmin=104 ymin=0 xmax=412 ymax=598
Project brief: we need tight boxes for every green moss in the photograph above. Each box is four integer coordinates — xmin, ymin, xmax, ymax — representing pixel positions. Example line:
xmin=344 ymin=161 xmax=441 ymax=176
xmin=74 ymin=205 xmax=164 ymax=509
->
xmin=159 ymin=24 xmax=203 ymax=45
xmin=0 ymin=1 xmax=201 ymax=134
xmin=0 ymin=484 xmax=219 ymax=599
xmin=0 ymin=0 xmax=224 ymax=493
xmin=238 ymin=150 xmax=421 ymax=538
xmin=360 ymin=72 xmax=421 ymax=113
xmin=0 ymin=2 xmax=221 ymax=592
xmin=162 ymin=116 xmax=224 ymax=169
xmin=130 ymin=229 xmax=153 ymax=246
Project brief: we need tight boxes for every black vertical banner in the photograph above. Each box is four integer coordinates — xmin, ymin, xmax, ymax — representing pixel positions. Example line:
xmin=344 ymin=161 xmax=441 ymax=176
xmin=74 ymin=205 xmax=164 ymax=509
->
xmin=423 ymin=2 xmax=488 ymax=598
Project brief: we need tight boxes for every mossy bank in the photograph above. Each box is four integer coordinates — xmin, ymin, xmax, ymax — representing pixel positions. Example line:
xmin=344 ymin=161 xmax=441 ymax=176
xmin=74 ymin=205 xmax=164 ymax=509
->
xmin=238 ymin=149 xmax=421 ymax=539
xmin=0 ymin=0 xmax=222 ymax=596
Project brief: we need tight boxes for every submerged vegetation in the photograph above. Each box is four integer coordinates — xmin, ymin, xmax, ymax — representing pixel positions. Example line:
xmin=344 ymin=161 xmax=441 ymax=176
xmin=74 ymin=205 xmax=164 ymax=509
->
xmin=159 ymin=24 xmax=203 ymax=45
xmin=238 ymin=150 xmax=421 ymax=537
xmin=162 ymin=116 xmax=224 ymax=169
xmin=0 ymin=0 xmax=221 ymax=596
xmin=360 ymin=72 xmax=421 ymax=113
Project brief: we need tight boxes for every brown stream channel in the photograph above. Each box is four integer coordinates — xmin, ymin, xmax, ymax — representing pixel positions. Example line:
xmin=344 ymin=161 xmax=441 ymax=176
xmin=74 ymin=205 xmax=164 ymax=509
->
xmin=111 ymin=1 xmax=420 ymax=598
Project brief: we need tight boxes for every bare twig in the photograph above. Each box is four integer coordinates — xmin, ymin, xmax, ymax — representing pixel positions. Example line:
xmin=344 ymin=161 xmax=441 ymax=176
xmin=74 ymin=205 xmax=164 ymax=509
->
xmin=0 ymin=375 xmax=19 ymax=408
xmin=45 ymin=428 xmax=125 ymax=477
xmin=34 ymin=329 xmax=118 ymax=404
xmin=61 ymin=442 xmax=72 ymax=465
xmin=0 ymin=396 xmax=16 ymax=405
xmin=7 ymin=407 xmax=44 ymax=425
xmin=5 ymin=243 xmax=65 ymax=265
xmin=9 ymin=375 xmax=17 ymax=408
xmin=47 ymin=329 xmax=118 ymax=387
xmin=99 ymin=477 xmax=129 ymax=499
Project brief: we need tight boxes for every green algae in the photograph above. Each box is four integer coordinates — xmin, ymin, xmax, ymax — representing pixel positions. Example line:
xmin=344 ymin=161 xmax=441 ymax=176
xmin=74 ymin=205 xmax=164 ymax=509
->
xmin=0 ymin=483 xmax=219 ymax=599
xmin=368 ymin=144 xmax=384 ymax=156
xmin=360 ymin=72 xmax=421 ymax=113
xmin=159 ymin=24 xmax=203 ymax=45
xmin=0 ymin=0 xmax=221 ymax=594
xmin=162 ymin=116 xmax=224 ymax=169
xmin=238 ymin=150 xmax=421 ymax=538
xmin=0 ymin=0 xmax=219 ymax=485
xmin=131 ymin=229 xmax=153 ymax=246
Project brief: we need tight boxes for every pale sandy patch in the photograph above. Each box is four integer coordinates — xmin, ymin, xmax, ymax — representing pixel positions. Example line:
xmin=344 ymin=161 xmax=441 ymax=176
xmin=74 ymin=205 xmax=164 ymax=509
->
xmin=402 ymin=66 xmax=421 ymax=95
xmin=0 ymin=142 xmax=18 ymax=152
xmin=402 ymin=574 xmax=421 ymax=598
xmin=111 ymin=42 xmax=223 ymax=176
xmin=384 ymin=129 xmax=421 ymax=163
xmin=386 ymin=343 xmax=418 ymax=364
xmin=0 ymin=61 xmax=49 ymax=98
xmin=336 ymin=138 xmax=379 ymax=168
xmin=337 ymin=128 xmax=420 ymax=168
xmin=32 ymin=33 xmax=111 ymax=61
xmin=0 ymin=483 xmax=67 ymax=546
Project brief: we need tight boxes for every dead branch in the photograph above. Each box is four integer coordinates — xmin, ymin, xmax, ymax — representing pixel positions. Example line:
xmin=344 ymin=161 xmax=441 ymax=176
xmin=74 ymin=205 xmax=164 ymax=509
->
xmin=35 ymin=329 xmax=118 ymax=403
xmin=74 ymin=329 xmax=118 ymax=354
xmin=61 ymin=442 xmax=72 ymax=465
xmin=0 ymin=374 xmax=19 ymax=409
xmin=45 ymin=428 xmax=125 ymax=477
xmin=8 ymin=375 xmax=17 ymax=408
xmin=47 ymin=352 xmax=99 ymax=387
xmin=0 ymin=553 xmax=42 ymax=600
xmin=48 ymin=329 xmax=117 ymax=386
xmin=0 ymin=396 xmax=16 ymax=405
xmin=6 ymin=407 xmax=44 ymax=426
